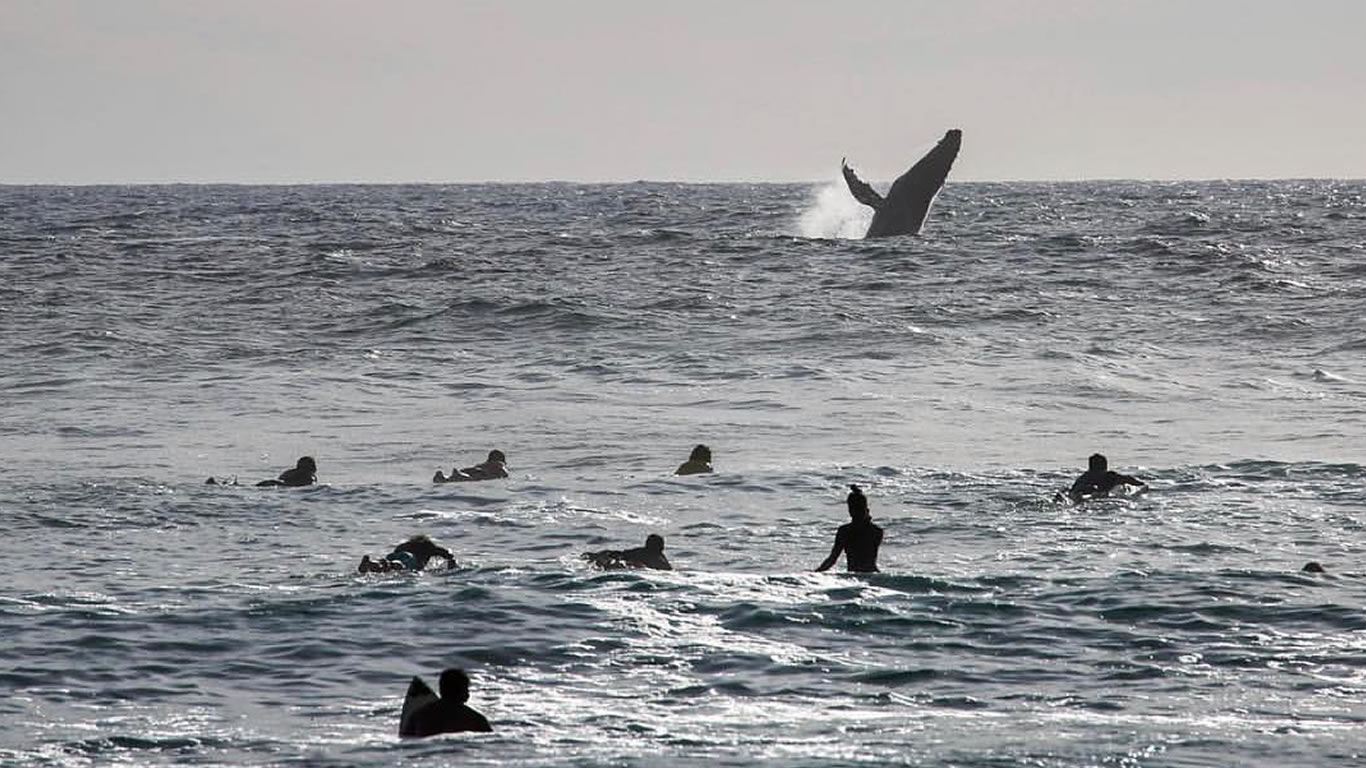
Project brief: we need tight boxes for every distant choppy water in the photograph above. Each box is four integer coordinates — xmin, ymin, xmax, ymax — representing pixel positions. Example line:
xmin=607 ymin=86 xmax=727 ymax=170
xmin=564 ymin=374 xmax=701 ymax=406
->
xmin=2 ymin=181 xmax=1364 ymax=767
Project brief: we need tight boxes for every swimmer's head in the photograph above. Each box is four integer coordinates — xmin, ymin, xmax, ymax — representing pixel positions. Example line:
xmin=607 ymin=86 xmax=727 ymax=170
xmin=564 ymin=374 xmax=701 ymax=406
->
xmin=487 ymin=450 xmax=506 ymax=464
xmin=1088 ymin=453 xmax=1107 ymax=472
xmin=1302 ymin=561 xmax=1325 ymax=573
xmin=689 ymin=444 xmax=711 ymax=463
xmin=297 ymin=456 xmax=317 ymax=473
xmin=439 ymin=668 xmax=471 ymax=702
xmin=847 ymin=485 xmax=869 ymax=520
xmin=645 ymin=533 xmax=665 ymax=552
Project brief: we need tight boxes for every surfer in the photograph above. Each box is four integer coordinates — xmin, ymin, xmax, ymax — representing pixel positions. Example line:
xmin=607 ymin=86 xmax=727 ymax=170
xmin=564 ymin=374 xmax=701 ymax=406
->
xmin=398 ymin=668 xmax=492 ymax=737
xmin=582 ymin=533 xmax=673 ymax=570
xmin=254 ymin=456 xmax=317 ymax=488
xmin=1062 ymin=453 xmax=1145 ymax=502
xmin=675 ymin=444 xmax=713 ymax=476
xmin=358 ymin=534 xmax=455 ymax=573
xmin=815 ymin=485 xmax=883 ymax=573
xmin=434 ymin=449 xmax=508 ymax=483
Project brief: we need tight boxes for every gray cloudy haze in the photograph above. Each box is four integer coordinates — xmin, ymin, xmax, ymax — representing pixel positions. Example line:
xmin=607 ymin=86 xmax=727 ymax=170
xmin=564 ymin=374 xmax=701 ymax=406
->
xmin=2 ymin=0 xmax=1364 ymax=184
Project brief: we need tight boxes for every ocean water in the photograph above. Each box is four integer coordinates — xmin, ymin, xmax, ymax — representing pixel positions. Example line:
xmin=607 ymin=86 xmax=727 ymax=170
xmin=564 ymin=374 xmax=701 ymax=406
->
xmin=1 ymin=179 xmax=1364 ymax=767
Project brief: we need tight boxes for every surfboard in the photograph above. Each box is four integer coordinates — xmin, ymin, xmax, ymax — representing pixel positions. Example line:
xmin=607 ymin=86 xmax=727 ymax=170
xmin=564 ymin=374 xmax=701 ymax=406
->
xmin=398 ymin=676 xmax=439 ymax=737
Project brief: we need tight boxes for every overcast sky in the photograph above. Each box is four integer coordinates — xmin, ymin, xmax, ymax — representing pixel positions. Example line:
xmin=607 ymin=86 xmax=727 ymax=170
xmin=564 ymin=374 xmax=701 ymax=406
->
xmin=3 ymin=0 xmax=1364 ymax=184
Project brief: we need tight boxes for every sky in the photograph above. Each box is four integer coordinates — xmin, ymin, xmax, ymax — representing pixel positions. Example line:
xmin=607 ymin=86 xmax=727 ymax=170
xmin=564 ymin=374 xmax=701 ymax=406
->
xmin=2 ymin=0 xmax=1364 ymax=184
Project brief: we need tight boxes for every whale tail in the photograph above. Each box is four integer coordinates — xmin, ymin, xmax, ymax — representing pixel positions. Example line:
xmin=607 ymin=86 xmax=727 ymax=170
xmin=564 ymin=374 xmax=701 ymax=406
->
xmin=845 ymin=129 xmax=962 ymax=238
xmin=841 ymin=159 xmax=885 ymax=210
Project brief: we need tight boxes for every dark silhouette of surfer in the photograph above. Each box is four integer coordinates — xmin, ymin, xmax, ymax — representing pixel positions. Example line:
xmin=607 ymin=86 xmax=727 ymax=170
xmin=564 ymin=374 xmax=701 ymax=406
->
xmin=359 ymin=534 xmax=455 ymax=573
xmin=1062 ymin=453 xmax=1145 ymax=502
xmin=582 ymin=533 xmax=672 ymax=570
xmin=250 ymin=456 xmax=316 ymax=487
xmin=675 ymin=444 xmax=713 ymax=476
xmin=398 ymin=668 xmax=492 ymax=737
xmin=434 ymin=450 xmax=508 ymax=483
xmin=815 ymin=485 xmax=883 ymax=573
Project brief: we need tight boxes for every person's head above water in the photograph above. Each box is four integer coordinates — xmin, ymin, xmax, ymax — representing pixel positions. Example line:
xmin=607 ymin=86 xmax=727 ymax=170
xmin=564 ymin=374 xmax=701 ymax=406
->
xmin=688 ymin=444 xmax=711 ymax=463
xmin=296 ymin=456 xmax=317 ymax=473
xmin=847 ymin=485 xmax=870 ymax=521
xmin=486 ymin=450 xmax=506 ymax=464
xmin=1088 ymin=453 xmax=1108 ymax=472
xmin=644 ymin=533 xmax=665 ymax=553
xmin=438 ymin=668 xmax=471 ymax=703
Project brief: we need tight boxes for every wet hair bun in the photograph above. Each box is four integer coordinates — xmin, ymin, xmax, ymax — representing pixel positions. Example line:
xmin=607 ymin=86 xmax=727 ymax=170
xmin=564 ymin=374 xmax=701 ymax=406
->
xmin=846 ymin=484 xmax=869 ymax=516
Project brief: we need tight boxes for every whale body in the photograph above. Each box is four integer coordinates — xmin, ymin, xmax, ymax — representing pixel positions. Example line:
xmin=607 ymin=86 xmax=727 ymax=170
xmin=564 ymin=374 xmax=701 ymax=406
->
xmin=842 ymin=129 xmax=962 ymax=238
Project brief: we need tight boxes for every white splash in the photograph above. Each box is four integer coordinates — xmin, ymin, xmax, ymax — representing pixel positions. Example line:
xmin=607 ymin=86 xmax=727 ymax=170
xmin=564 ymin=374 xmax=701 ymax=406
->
xmin=795 ymin=177 xmax=873 ymax=239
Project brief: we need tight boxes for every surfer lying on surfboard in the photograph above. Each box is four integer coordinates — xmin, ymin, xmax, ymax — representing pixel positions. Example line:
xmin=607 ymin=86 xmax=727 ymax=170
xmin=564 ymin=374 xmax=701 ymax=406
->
xmin=358 ymin=534 xmax=455 ymax=573
xmin=1055 ymin=453 xmax=1146 ymax=503
xmin=206 ymin=456 xmax=316 ymax=487
xmin=582 ymin=533 xmax=672 ymax=570
xmin=434 ymin=449 xmax=508 ymax=483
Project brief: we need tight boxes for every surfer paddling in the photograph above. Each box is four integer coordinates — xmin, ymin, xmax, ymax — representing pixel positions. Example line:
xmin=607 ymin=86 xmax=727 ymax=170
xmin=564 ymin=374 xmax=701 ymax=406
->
xmin=434 ymin=449 xmax=508 ymax=483
xmin=1059 ymin=453 xmax=1146 ymax=503
xmin=358 ymin=534 xmax=456 ymax=573
xmin=582 ymin=534 xmax=672 ymax=570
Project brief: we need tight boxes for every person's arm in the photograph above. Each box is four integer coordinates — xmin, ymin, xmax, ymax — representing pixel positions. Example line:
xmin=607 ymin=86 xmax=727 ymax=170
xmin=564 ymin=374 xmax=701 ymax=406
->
xmin=1067 ymin=473 xmax=1093 ymax=501
xmin=582 ymin=549 xmax=619 ymax=568
xmin=1116 ymin=473 xmax=1145 ymax=488
xmin=815 ymin=530 xmax=846 ymax=572
xmin=1068 ymin=473 xmax=1089 ymax=495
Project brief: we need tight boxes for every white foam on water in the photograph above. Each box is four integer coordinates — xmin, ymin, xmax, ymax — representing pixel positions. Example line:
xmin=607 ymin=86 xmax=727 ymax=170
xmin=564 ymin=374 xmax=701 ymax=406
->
xmin=795 ymin=178 xmax=873 ymax=240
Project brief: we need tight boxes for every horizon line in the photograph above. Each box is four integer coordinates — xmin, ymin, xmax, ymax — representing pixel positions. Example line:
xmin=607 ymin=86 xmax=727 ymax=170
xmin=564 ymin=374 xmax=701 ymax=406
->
xmin=3 ymin=175 xmax=1363 ymax=188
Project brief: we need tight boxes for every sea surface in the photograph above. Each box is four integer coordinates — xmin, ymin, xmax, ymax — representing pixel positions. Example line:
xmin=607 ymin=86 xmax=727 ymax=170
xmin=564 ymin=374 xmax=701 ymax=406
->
xmin=2 ymin=179 xmax=1364 ymax=767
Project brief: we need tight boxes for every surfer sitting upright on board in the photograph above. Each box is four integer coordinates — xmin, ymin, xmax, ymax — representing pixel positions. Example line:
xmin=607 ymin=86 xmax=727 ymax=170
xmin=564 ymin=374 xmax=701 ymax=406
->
xmin=815 ymin=485 xmax=883 ymax=573
xmin=1061 ymin=453 xmax=1145 ymax=503
xmin=399 ymin=668 xmax=492 ymax=737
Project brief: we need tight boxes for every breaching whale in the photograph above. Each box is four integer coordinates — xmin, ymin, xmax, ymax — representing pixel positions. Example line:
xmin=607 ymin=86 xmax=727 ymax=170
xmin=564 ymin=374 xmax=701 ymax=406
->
xmin=841 ymin=129 xmax=962 ymax=238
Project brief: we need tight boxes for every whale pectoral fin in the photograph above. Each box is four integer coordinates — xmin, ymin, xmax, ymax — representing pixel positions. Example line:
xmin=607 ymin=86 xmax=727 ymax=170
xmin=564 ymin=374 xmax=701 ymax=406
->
xmin=841 ymin=159 xmax=884 ymax=209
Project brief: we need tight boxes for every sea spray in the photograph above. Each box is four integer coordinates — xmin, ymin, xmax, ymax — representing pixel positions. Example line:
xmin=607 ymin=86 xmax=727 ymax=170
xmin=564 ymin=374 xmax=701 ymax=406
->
xmin=796 ymin=177 xmax=872 ymax=239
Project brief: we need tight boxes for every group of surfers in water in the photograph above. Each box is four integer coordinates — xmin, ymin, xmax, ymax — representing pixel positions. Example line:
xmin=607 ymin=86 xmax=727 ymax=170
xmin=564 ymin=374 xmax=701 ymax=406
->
xmin=204 ymin=449 xmax=512 ymax=488
xmin=208 ymin=444 xmax=714 ymax=489
xmin=208 ymin=446 xmax=1147 ymax=504
xmin=356 ymin=482 xmax=882 ymax=579
xmin=209 ymin=447 xmax=1162 ymax=581
xmin=204 ymin=448 xmax=1333 ymax=738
